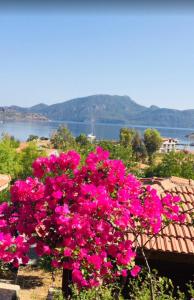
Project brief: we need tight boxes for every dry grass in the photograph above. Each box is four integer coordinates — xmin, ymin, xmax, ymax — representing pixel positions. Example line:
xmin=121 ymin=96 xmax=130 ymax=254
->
xmin=16 ymin=266 xmax=62 ymax=300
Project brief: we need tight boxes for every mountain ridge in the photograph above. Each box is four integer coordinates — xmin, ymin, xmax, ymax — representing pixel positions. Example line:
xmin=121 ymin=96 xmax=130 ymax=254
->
xmin=1 ymin=94 xmax=194 ymax=128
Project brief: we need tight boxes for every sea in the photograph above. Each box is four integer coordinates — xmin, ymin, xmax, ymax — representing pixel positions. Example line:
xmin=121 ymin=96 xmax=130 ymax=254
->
xmin=0 ymin=120 xmax=194 ymax=149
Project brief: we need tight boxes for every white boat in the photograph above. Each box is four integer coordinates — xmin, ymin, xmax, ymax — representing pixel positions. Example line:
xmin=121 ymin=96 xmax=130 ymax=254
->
xmin=87 ymin=133 xmax=96 ymax=142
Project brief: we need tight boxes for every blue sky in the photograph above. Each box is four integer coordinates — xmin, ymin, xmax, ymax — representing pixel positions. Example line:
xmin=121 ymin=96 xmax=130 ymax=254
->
xmin=0 ymin=13 xmax=194 ymax=109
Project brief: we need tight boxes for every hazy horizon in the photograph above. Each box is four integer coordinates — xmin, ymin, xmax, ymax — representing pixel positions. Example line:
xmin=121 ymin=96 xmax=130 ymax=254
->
xmin=0 ymin=10 xmax=194 ymax=110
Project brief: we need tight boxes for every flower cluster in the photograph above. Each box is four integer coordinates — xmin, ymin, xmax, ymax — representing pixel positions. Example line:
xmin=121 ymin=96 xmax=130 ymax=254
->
xmin=0 ymin=201 xmax=29 ymax=267
xmin=0 ymin=147 xmax=185 ymax=287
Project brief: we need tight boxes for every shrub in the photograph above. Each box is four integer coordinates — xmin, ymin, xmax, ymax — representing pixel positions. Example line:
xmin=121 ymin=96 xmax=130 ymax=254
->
xmin=0 ymin=147 xmax=185 ymax=296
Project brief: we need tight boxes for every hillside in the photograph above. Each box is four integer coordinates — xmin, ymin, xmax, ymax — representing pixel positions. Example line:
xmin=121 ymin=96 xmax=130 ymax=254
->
xmin=28 ymin=95 xmax=146 ymax=124
xmin=2 ymin=95 xmax=194 ymax=128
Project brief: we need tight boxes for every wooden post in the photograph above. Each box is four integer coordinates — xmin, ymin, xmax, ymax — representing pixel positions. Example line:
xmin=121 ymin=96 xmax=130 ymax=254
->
xmin=62 ymin=268 xmax=72 ymax=299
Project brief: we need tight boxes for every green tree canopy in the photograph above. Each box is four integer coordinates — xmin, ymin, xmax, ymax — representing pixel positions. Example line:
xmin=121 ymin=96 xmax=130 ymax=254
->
xmin=50 ymin=125 xmax=75 ymax=150
xmin=144 ymin=128 xmax=162 ymax=163
xmin=75 ymin=133 xmax=90 ymax=147
xmin=18 ymin=142 xmax=46 ymax=179
xmin=119 ymin=128 xmax=136 ymax=147
xmin=0 ymin=136 xmax=46 ymax=181
xmin=131 ymin=131 xmax=147 ymax=162
xmin=98 ymin=140 xmax=135 ymax=170
xmin=0 ymin=136 xmax=21 ymax=179
xmin=27 ymin=134 xmax=39 ymax=142
xmin=146 ymin=151 xmax=194 ymax=179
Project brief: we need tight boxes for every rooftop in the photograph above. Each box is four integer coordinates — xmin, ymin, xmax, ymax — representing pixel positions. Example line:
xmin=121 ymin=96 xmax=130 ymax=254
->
xmin=134 ymin=176 xmax=194 ymax=256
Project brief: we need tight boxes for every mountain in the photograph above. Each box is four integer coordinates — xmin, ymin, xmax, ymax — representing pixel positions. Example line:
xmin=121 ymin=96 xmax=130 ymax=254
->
xmin=28 ymin=95 xmax=147 ymax=124
xmin=2 ymin=94 xmax=194 ymax=128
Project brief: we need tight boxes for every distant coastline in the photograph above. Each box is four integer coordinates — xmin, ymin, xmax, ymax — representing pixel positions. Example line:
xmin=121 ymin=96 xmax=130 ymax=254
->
xmin=0 ymin=108 xmax=48 ymax=122
xmin=2 ymin=94 xmax=194 ymax=128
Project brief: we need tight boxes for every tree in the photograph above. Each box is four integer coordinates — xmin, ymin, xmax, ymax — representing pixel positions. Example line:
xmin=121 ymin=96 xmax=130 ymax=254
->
xmin=18 ymin=142 xmax=46 ymax=179
xmin=146 ymin=151 xmax=194 ymax=179
xmin=50 ymin=125 xmax=75 ymax=150
xmin=131 ymin=131 xmax=147 ymax=162
xmin=0 ymin=147 xmax=185 ymax=298
xmin=98 ymin=140 xmax=135 ymax=170
xmin=75 ymin=134 xmax=90 ymax=147
xmin=144 ymin=129 xmax=162 ymax=163
xmin=0 ymin=136 xmax=21 ymax=179
xmin=119 ymin=128 xmax=136 ymax=147
xmin=27 ymin=135 xmax=39 ymax=142
xmin=0 ymin=136 xmax=46 ymax=181
xmin=1 ymin=133 xmax=20 ymax=148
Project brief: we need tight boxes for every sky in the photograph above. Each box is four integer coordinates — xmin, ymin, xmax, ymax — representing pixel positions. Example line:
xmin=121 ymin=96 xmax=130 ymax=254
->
xmin=0 ymin=8 xmax=194 ymax=110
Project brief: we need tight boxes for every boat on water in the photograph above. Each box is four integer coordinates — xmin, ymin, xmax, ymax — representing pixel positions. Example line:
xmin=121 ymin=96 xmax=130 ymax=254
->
xmin=87 ymin=133 xmax=96 ymax=142
xmin=87 ymin=114 xmax=96 ymax=142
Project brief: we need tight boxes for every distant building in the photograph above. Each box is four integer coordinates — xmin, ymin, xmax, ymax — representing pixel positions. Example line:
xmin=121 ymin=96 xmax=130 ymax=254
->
xmin=159 ymin=138 xmax=178 ymax=153
xmin=0 ymin=174 xmax=11 ymax=192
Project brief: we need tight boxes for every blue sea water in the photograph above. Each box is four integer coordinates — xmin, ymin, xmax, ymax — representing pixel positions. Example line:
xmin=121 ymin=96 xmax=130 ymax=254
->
xmin=0 ymin=121 xmax=194 ymax=149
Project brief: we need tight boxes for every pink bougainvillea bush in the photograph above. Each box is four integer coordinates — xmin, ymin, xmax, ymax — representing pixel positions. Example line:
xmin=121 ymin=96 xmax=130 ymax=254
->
xmin=0 ymin=147 xmax=185 ymax=288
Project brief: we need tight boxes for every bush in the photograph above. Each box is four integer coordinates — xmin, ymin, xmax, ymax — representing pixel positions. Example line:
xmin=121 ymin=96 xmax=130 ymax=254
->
xmin=146 ymin=151 xmax=194 ymax=179
xmin=51 ymin=270 xmax=194 ymax=300
xmin=127 ymin=269 xmax=193 ymax=300
xmin=53 ymin=284 xmax=124 ymax=300
xmin=0 ymin=147 xmax=186 ymax=296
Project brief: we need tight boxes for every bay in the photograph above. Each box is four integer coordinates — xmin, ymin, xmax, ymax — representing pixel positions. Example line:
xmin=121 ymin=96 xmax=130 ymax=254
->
xmin=0 ymin=120 xmax=194 ymax=149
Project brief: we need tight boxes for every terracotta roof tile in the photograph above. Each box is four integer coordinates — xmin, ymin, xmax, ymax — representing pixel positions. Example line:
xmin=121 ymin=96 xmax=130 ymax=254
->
xmin=138 ymin=176 xmax=194 ymax=256
xmin=171 ymin=237 xmax=180 ymax=252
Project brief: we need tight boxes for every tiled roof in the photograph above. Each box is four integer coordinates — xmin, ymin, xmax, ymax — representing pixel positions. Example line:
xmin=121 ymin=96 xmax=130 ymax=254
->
xmin=137 ymin=177 xmax=194 ymax=255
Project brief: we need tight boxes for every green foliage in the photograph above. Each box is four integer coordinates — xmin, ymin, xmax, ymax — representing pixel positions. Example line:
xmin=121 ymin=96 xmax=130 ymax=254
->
xmin=118 ymin=128 xmax=148 ymax=163
xmin=0 ymin=135 xmax=46 ymax=180
xmin=71 ymin=284 xmax=120 ymax=300
xmin=53 ymin=284 xmax=124 ymax=300
xmin=18 ymin=142 xmax=46 ymax=179
xmin=52 ymin=271 xmax=194 ymax=300
xmin=51 ymin=126 xmax=76 ymax=150
xmin=76 ymin=144 xmax=96 ymax=165
xmin=50 ymin=126 xmax=147 ymax=168
xmin=132 ymin=131 xmax=147 ymax=162
xmin=75 ymin=134 xmax=90 ymax=147
xmin=38 ymin=255 xmax=54 ymax=272
xmin=98 ymin=140 xmax=135 ymax=170
xmin=75 ymin=134 xmax=96 ymax=163
xmin=186 ymin=281 xmax=194 ymax=298
xmin=0 ymin=189 xmax=10 ymax=204
xmin=0 ymin=133 xmax=20 ymax=148
xmin=146 ymin=151 xmax=194 ymax=179
xmin=27 ymin=134 xmax=39 ymax=142
xmin=39 ymin=136 xmax=49 ymax=141
xmin=144 ymin=129 xmax=162 ymax=163
xmin=128 ymin=269 xmax=192 ymax=300
xmin=119 ymin=128 xmax=136 ymax=147
xmin=0 ymin=135 xmax=21 ymax=178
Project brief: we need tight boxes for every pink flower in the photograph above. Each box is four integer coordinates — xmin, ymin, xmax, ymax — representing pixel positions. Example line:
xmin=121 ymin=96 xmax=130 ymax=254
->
xmin=72 ymin=269 xmax=84 ymax=284
xmin=130 ymin=265 xmax=141 ymax=277
xmin=0 ymin=147 xmax=186 ymax=288
xmin=63 ymin=248 xmax=72 ymax=257
xmin=121 ymin=269 xmax=128 ymax=277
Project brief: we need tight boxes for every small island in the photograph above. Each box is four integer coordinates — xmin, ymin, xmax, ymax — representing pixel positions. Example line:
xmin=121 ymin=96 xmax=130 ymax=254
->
xmin=0 ymin=107 xmax=48 ymax=122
